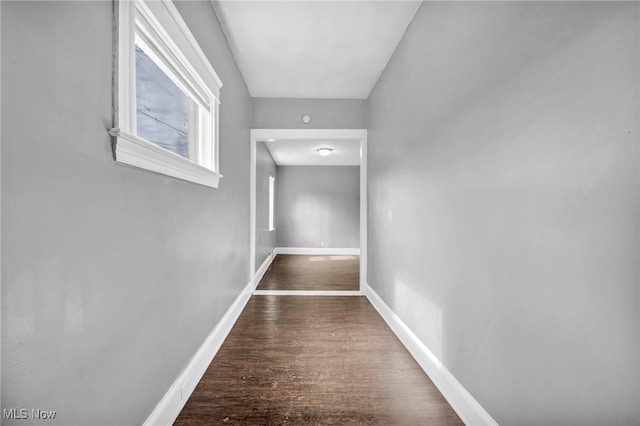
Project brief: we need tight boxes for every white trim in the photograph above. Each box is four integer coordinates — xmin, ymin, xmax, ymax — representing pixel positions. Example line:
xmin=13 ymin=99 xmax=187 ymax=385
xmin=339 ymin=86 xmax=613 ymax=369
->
xmin=157 ymin=0 xmax=222 ymax=93
xmin=364 ymin=283 xmax=498 ymax=426
xmin=254 ymin=251 xmax=275 ymax=290
xmin=253 ymin=290 xmax=363 ymax=297
xmin=274 ymin=247 xmax=360 ymax=256
xmin=114 ymin=0 xmax=136 ymax=132
xmin=251 ymin=129 xmax=367 ymax=142
xmin=143 ymin=281 xmax=253 ymax=426
xmin=359 ymin=134 xmax=367 ymax=292
xmin=0 ymin=1 xmax=3 ymax=413
xmin=249 ymin=130 xmax=257 ymax=285
xmin=249 ymin=129 xmax=368 ymax=293
xmin=110 ymin=129 xmax=222 ymax=188
xmin=135 ymin=2 xmax=211 ymax=109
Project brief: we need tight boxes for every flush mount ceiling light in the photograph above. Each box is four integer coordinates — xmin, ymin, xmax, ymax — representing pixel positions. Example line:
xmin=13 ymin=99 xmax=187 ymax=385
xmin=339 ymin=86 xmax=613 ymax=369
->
xmin=265 ymin=138 xmax=276 ymax=142
xmin=316 ymin=147 xmax=333 ymax=157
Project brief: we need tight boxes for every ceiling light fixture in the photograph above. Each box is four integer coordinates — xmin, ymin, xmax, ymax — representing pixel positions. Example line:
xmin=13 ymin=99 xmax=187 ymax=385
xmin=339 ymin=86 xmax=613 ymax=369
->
xmin=265 ymin=138 xmax=276 ymax=142
xmin=316 ymin=147 xmax=333 ymax=157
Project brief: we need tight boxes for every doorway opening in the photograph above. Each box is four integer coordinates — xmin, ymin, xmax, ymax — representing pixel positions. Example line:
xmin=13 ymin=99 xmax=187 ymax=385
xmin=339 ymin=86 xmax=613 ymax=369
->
xmin=250 ymin=129 xmax=367 ymax=295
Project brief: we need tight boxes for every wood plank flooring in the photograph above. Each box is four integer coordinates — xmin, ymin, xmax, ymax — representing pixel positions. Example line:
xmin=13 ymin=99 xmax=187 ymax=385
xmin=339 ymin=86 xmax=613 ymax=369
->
xmin=174 ymin=296 xmax=463 ymax=425
xmin=256 ymin=255 xmax=359 ymax=291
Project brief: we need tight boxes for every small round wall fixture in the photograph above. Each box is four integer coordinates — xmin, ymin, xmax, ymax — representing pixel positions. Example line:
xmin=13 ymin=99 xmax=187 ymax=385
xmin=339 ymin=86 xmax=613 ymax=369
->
xmin=316 ymin=147 xmax=333 ymax=157
xmin=302 ymin=114 xmax=311 ymax=124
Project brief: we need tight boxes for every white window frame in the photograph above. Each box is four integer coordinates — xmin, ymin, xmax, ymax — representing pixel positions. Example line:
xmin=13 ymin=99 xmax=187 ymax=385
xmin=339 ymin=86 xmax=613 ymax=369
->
xmin=109 ymin=0 xmax=223 ymax=188
xmin=268 ymin=174 xmax=275 ymax=232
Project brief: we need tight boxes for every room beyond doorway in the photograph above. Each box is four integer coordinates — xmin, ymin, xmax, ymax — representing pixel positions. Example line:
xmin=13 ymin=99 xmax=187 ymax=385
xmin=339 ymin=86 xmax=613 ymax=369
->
xmin=249 ymin=129 xmax=368 ymax=295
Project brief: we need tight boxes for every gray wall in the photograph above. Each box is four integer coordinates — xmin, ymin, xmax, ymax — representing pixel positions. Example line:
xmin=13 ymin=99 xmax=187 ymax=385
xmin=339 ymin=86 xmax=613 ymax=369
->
xmin=1 ymin=1 xmax=252 ymax=425
xmin=253 ymin=98 xmax=366 ymax=129
xmin=367 ymin=2 xmax=639 ymax=425
xmin=255 ymin=143 xmax=277 ymax=270
xmin=276 ymin=166 xmax=359 ymax=248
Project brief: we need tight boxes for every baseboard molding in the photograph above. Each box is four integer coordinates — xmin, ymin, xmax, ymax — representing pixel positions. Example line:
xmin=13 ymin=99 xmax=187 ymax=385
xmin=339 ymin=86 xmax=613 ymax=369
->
xmin=143 ymin=280 xmax=253 ymax=426
xmin=253 ymin=290 xmax=362 ymax=296
xmin=274 ymin=247 xmax=360 ymax=256
xmin=254 ymin=252 xmax=275 ymax=289
xmin=364 ymin=283 xmax=498 ymax=426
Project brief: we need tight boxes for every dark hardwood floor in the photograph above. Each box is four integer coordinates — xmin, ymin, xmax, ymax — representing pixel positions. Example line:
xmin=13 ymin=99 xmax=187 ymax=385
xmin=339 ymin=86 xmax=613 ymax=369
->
xmin=174 ymin=296 xmax=463 ymax=425
xmin=256 ymin=254 xmax=359 ymax=291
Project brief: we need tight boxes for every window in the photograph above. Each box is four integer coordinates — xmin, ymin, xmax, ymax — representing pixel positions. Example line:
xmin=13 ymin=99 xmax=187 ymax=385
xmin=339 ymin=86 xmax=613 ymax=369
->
xmin=268 ymin=175 xmax=275 ymax=232
xmin=135 ymin=45 xmax=198 ymax=161
xmin=110 ymin=0 xmax=223 ymax=188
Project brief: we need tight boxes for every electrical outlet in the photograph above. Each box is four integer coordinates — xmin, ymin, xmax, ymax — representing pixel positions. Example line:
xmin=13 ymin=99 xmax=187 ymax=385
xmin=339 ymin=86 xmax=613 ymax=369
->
xmin=320 ymin=240 xmax=325 ymax=247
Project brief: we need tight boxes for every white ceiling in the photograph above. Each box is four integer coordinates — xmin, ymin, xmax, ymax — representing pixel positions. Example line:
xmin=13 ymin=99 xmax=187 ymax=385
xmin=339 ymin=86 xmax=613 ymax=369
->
xmin=264 ymin=139 xmax=361 ymax=166
xmin=210 ymin=0 xmax=421 ymax=99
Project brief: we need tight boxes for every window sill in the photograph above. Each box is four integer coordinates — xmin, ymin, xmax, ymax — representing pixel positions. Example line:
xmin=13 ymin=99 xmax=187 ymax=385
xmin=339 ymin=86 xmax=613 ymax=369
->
xmin=109 ymin=128 xmax=222 ymax=188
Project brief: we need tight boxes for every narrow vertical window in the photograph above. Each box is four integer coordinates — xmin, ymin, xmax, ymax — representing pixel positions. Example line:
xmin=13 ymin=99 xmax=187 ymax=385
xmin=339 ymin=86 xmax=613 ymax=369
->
xmin=268 ymin=175 xmax=275 ymax=232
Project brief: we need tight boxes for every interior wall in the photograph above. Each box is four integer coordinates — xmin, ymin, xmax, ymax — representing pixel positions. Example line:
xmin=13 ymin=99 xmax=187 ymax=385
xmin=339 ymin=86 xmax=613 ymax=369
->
xmin=367 ymin=2 xmax=639 ymax=425
xmin=252 ymin=98 xmax=366 ymax=129
xmin=255 ymin=142 xmax=277 ymax=270
xmin=276 ymin=166 xmax=359 ymax=249
xmin=1 ymin=1 xmax=252 ymax=424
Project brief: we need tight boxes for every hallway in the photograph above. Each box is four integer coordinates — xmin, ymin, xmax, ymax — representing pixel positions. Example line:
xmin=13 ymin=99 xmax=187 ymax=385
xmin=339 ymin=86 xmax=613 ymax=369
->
xmin=2 ymin=1 xmax=638 ymax=425
xmin=174 ymin=295 xmax=462 ymax=425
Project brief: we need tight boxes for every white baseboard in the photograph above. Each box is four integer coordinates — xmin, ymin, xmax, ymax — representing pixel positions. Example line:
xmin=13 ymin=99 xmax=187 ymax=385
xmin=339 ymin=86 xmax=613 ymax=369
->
xmin=254 ymin=251 xmax=275 ymax=289
xmin=274 ymin=247 xmax=360 ymax=255
xmin=364 ymin=283 xmax=498 ymax=426
xmin=143 ymin=281 xmax=253 ymax=426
